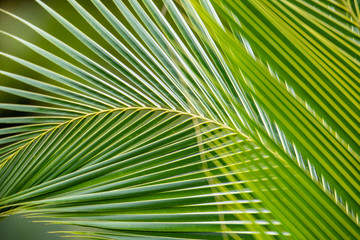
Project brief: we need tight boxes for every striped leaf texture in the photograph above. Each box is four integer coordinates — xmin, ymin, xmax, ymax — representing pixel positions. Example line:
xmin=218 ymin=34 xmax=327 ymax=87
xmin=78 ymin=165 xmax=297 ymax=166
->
xmin=0 ymin=0 xmax=359 ymax=239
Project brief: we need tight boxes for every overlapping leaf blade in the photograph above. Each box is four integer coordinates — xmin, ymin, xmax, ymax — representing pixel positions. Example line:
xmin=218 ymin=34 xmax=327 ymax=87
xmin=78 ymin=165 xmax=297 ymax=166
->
xmin=0 ymin=108 xmax=284 ymax=239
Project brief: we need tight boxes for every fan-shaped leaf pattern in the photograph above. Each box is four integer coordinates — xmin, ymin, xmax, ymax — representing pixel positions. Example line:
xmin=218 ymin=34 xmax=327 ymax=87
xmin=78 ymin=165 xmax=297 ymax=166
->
xmin=0 ymin=0 xmax=359 ymax=239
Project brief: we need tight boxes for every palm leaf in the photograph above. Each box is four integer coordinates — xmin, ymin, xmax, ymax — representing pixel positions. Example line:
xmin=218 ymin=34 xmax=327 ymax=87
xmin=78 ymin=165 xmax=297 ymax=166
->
xmin=0 ymin=0 xmax=359 ymax=239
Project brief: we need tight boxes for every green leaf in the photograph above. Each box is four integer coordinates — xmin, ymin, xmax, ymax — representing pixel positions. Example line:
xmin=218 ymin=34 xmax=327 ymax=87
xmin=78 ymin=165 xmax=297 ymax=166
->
xmin=0 ymin=0 xmax=359 ymax=239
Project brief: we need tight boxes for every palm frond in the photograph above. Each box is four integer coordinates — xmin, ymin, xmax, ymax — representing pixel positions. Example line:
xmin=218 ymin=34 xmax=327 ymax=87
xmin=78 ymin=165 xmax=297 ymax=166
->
xmin=0 ymin=0 xmax=359 ymax=239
